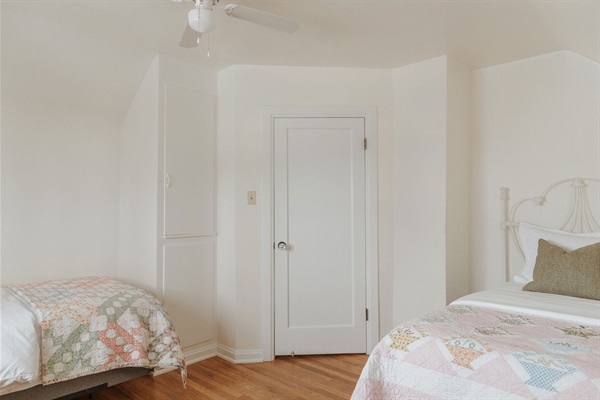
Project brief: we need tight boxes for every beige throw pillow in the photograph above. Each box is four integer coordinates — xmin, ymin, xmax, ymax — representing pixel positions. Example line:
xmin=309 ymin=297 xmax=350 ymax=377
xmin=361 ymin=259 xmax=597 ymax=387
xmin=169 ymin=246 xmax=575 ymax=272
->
xmin=523 ymin=239 xmax=600 ymax=300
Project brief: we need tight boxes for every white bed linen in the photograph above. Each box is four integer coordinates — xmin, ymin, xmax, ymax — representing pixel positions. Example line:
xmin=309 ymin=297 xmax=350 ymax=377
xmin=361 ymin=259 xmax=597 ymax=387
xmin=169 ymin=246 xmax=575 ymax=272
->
xmin=0 ymin=287 xmax=43 ymax=395
xmin=452 ymin=281 xmax=600 ymax=326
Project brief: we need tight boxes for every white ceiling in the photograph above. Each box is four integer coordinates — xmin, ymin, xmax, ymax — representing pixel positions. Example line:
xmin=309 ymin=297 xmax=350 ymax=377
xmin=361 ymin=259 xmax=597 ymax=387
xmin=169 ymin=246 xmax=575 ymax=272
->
xmin=2 ymin=0 xmax=598 ymax=119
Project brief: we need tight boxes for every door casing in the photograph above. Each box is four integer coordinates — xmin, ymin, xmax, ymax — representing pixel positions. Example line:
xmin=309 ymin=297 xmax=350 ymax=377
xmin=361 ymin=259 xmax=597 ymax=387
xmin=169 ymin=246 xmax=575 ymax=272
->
xmin=261 ymin=106 xmax=379 ymax=361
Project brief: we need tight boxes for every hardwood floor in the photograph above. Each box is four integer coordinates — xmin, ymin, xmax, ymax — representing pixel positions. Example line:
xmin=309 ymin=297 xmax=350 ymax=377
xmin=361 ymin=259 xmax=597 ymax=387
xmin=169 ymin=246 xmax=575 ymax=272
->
xmin=85 ymin=354 xmax=368 ymax=400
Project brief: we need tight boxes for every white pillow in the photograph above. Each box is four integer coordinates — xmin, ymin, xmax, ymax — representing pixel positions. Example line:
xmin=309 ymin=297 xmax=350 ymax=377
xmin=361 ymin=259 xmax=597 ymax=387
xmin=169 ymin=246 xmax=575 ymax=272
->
xmin=514 ymin=222 xmax=600 ymax=283
xmin=0 ymin=287 xmax=41 ymax=390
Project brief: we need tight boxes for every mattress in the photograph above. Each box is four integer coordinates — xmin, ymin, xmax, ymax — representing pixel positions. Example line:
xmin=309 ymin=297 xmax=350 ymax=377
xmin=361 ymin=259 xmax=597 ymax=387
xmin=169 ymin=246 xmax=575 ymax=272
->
xmin=352 ymin=283 xmax=600 ymax=399
xmin=452 ymin=282 xmax=600 ymax=326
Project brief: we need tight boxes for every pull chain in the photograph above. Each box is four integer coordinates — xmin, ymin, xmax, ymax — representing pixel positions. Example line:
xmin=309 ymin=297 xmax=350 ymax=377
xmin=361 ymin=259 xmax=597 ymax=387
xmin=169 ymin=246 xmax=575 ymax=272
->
xmin=207 ymin=33 xmax=211 ymax=57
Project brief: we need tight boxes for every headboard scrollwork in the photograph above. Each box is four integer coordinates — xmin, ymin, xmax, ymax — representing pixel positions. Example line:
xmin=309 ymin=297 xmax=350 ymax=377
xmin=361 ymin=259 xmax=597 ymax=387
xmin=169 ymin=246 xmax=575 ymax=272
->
xmin=500 ymin=177 xmax=600 ymax=282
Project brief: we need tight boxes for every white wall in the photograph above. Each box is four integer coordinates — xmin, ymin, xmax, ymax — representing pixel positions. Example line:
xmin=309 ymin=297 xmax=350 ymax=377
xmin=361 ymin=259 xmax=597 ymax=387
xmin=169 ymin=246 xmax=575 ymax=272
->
xmin=445 ymin=57 xmax=472 ymax=303
xmin=216 ymin=67 xmax=238 ymax=349
xmin=392 ymin=55 xmax=472 ymax=326
xmin=1 ymin=97 xmax=120 ymax=284
xmin=217 ymin=60 xmax=475 ymax=356
xmin=471 ymin=50 xmax=600 ymax=291
xmin=392 ymin=57 xmax=449 ymax=325
xmin=119 ymin=56 xmax=159 ymax=293
xmin=216 ymin=65 xmax=395 ymax=354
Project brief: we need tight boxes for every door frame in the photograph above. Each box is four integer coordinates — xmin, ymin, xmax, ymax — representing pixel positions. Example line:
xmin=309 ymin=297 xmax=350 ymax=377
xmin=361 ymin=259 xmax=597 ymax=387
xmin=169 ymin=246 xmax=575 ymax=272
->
xmin=261 ymin=106 xmax=379 ymax=361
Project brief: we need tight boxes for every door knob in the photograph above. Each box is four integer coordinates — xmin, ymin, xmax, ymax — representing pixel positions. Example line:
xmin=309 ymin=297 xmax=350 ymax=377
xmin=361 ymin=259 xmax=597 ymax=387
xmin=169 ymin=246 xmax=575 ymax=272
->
xmin=277 ymin=242 xmax=287 ymax=250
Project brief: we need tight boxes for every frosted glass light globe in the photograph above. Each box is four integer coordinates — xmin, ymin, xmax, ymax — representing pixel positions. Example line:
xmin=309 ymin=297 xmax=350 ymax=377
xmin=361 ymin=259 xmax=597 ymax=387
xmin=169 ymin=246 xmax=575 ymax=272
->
xmin=188 ymin=7 xmax=216 ymax=33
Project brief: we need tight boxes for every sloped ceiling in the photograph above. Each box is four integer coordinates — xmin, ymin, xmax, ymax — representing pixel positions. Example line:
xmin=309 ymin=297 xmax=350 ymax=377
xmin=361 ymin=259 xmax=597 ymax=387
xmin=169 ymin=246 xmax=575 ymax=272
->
xmin=2 ymin=0 xmax=598 ymax=120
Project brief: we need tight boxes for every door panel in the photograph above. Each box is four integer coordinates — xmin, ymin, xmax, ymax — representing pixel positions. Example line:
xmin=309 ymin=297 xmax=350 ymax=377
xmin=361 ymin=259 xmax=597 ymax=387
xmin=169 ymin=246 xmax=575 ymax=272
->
xmin=163 ymin=240 xmax=214 ymax=348
xmin=164 ymin=85 xmax=214 ymax=237
xmin=274 ymin=117 xmax=366 ymax=355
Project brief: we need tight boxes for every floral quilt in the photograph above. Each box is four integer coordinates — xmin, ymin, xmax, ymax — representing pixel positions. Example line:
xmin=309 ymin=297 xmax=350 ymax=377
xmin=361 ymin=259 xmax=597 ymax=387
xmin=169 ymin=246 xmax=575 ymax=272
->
xmin=352 ymin=305 xmax=600 ymax=399
xmin=9 ymin=277 xmax=186 ymax=386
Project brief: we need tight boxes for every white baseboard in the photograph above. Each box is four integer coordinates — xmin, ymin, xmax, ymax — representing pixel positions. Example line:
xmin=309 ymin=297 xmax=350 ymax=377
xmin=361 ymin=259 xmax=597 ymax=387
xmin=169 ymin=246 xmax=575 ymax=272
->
xmin=152 ymin=366 xmax=177 ymax=377
xmin=185 ymin=342 xmax=218 ymax=365
xmin=152 ymin=342 xmax=217 ymax=377
xmin=154 ymin=343 xmax=261 ymax=375
xmin=217 ymin=344 xmax=263 ymax=364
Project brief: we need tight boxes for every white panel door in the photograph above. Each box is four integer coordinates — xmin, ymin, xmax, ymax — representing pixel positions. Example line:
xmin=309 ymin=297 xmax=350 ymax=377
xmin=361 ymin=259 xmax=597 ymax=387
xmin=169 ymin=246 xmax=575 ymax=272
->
xmin=163 ymin=240 xmax=214 ymax=347
xmin=274 ymin=117 xmax=366 ymax=356
xmin=164 ymin=85 xmax=215 ymax=237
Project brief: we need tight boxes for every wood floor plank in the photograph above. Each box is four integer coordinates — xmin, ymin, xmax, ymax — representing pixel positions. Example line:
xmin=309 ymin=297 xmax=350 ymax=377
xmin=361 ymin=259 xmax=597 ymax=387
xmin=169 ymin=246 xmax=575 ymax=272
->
xmin=186 ymin=366 xmax=246 ymax=399
xmin=281 ymin=356 xmax=361 ymax=388
xmin=244 ymin=359 xmax=344 ymax=399
xmin=273 ymin=357 xmax=357 ymax=398
xmin=200 ymin=359 xmax=290 ymax=399
xmin=83 ymin=354 xmax=367 ymax=400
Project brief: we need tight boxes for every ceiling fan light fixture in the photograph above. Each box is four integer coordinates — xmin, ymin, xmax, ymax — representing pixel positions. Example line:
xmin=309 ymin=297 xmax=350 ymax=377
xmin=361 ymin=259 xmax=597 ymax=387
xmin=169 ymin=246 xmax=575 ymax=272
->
xmin=176 ymin=0 xmax=299 ymax=49
xmin=188 ymin=6 xmax=216 ymax=33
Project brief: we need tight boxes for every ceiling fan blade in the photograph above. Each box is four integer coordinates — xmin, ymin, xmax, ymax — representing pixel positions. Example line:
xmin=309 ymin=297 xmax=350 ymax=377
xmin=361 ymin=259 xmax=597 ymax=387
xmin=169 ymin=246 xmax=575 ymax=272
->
xmin=224 ymin=4 xmax=299 ymax=34
xmin=180 ymin=25 xmax=201 ymax=48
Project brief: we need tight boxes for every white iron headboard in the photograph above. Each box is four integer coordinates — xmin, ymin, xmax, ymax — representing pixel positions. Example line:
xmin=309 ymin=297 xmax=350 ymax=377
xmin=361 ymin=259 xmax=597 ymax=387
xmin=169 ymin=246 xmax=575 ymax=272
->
xmin=500 ymin=177 xmax=600 ymax=282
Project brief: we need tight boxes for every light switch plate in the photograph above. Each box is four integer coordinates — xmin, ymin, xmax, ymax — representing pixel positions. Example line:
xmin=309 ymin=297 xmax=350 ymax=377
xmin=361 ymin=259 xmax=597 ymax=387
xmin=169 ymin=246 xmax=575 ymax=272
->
xmin=247 ymin=191 xmax=256 ymax=205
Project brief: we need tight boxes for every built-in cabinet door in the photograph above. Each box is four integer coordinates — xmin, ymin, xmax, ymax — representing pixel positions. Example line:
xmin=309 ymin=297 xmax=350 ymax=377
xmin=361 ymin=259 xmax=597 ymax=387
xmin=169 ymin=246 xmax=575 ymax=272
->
xmin=163 ymin=240 xmax=214 ymax=348
xmin=162 ymin=84 xmax=216 ymax=353
xmin=164 ymin=85 xmax=215 ymax=237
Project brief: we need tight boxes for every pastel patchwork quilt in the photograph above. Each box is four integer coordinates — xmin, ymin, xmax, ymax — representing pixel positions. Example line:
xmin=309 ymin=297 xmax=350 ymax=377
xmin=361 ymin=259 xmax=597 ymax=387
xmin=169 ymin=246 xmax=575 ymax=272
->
xmin=9 ymin=277 xmax=186 ymax=386
xmin=352 ymin=305 xmax=600 ymax=399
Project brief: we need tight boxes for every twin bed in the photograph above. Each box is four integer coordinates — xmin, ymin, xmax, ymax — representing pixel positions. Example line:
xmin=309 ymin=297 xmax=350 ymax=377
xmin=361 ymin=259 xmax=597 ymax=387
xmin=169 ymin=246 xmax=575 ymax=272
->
xmin=353 ymin=177 xmax=599 ymax=399
xmin=0 ymin=277 xmax=186 ymax=399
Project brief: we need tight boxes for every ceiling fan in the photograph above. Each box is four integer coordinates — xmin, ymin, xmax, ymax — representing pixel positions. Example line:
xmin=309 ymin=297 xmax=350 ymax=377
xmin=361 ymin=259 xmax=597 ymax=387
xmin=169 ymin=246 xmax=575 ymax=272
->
xmin=172 ymin=0 xmax=300 ymax=48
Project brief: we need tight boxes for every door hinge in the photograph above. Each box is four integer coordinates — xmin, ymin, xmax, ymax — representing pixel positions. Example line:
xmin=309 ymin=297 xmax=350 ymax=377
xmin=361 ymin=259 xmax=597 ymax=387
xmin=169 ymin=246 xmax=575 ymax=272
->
xmin=366 ymin=308 xmax=369 ymax=321
xmin=364 ymin=138 xmax=367 ymax=150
